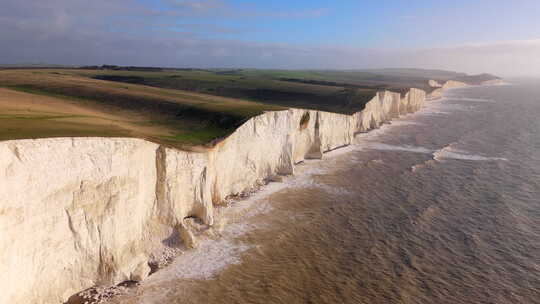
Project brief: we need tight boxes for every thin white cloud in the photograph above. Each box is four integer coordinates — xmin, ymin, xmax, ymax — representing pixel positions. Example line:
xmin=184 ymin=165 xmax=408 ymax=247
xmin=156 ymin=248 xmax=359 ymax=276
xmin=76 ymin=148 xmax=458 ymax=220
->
xmin=161 ymin=0 xmax=328 ymax=18
xmin=168 ymin=0 xmax=226 ymax=11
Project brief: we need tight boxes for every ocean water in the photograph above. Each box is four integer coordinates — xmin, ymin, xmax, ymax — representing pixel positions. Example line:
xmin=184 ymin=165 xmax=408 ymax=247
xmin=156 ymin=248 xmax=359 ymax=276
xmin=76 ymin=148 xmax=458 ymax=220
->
xmin=111 ymin=80 xmax=540 ymax=304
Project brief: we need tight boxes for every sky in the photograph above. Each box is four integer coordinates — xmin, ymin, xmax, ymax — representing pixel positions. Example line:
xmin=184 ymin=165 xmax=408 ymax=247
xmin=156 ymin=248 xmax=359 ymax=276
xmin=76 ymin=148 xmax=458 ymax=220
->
xmin=2 ymin=0 xmax=540 ymax=76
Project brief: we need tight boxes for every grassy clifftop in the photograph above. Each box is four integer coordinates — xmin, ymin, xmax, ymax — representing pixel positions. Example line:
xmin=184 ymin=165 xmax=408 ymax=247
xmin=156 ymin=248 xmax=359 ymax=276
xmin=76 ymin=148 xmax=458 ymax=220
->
xmin=0 ymin=67 xmax=498 ymax=147
xmin=76 ymin=69 xmax=381 ymax=115
xmin=0 ymin=69 xmax=283 ymax=147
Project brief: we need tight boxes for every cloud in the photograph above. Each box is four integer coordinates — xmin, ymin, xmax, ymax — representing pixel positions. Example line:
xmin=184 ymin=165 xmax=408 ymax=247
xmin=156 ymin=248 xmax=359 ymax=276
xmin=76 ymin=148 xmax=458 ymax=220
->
xmin=168 ymin=0 xmax=226 ymax=11
xmin=160 ymin=0 xmax=328 ymax=18
xmin=169 ymin=23 xmax=247 ymax=34
xmin=0 ymin=0 xmax=330 ymax=65
xmin=260 ymin=8 xmax=329 ymax=18
xmin=0 ymin=0 xmax=538 ymax=76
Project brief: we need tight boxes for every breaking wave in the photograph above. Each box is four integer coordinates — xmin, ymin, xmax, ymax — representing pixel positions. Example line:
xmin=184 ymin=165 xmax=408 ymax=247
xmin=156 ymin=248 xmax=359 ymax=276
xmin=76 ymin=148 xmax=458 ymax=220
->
xmin=450 ymin=97 xmax=495 ymax=103
xmin=361 ymin=142 xmax=433 ymax=154
xmin=433 ymin=146 xmax=508 ymax=162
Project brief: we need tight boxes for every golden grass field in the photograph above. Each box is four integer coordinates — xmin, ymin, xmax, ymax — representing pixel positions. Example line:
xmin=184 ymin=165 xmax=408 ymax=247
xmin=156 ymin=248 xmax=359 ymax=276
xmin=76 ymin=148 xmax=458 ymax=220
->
xmin=0 ymin=69 xmax=285 ymax=147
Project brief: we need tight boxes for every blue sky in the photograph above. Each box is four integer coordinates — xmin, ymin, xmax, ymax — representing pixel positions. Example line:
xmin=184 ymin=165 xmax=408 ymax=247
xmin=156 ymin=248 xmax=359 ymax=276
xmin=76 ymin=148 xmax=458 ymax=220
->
xmin=2 ymin=0 xmax=540 ymax=75
xmin=131 ymin=0 xmax=540 ymax=47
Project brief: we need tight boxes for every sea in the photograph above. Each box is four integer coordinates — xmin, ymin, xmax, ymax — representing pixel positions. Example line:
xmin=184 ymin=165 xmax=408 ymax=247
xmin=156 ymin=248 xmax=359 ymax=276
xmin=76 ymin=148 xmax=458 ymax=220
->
xmin=110 ymin=79 xmax=540 ymax=304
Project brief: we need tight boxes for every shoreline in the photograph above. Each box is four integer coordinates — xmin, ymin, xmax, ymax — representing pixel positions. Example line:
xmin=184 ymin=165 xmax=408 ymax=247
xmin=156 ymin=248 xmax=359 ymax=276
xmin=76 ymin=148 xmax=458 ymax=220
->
xmin=98 ymin=82 xmax=483 ymax=304
xmin=0 ymin=79 xmax=499 ymax=304
xmin=74 ymin=83 xmax=475 ymax=303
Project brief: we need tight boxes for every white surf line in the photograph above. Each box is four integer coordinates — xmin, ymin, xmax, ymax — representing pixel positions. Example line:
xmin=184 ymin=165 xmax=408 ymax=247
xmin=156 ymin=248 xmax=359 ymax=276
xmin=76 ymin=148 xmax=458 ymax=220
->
xmin=350 ymin=91 xmax=508 ymax=162
xmin=450 ymin=97 xmax=495 ymax=103
xmin=361 ymin=143 xmax=433 ymax=154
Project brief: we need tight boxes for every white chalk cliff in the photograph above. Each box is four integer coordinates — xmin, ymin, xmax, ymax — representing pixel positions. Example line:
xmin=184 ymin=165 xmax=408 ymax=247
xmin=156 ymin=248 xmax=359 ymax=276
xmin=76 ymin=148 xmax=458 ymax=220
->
xmin=0 ymin=80 xmax=478 ymax=304
xmin=428 ymin=79 xmax=443 ymax=88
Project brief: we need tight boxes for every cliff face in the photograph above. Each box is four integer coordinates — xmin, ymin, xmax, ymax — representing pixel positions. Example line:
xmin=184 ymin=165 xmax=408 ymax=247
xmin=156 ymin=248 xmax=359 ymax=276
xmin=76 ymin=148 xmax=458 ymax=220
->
xmin=0 ymin=80 xmax=466 ymax=304
xmin=0 ymin=139 xmax=158 ymax=303
xmin=480 ymin=79 xmax=506 ymax=85
xmin=442 ymin=80 xmax=468 ymax=89
xmin=429 ymin=79 xmax=443 ymax=88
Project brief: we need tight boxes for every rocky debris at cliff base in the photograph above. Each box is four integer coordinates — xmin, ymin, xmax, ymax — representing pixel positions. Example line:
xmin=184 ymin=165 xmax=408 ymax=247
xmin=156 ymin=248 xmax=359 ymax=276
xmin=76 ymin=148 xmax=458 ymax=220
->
xmin=221 ymin=179 xmax=271 ymax=205
xmin=148 ymin=247 xmax=184 ymax=271
xmin=137 ymin=180 xmax=280 ymax=292
xmin=67 ymin=283 xmax=136 ymax=304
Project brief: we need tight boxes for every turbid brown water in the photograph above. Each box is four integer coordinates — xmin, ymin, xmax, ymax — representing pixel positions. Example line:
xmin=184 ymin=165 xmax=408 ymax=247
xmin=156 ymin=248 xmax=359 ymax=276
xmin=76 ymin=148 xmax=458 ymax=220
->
xmin=111 ymin=80 xmax=540 ymax=304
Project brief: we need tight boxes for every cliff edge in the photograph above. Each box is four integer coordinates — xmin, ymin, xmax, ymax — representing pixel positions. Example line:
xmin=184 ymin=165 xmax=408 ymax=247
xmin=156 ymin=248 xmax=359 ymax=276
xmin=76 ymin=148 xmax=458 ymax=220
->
xmin=0 ymin=79 xmax=489 ymax=304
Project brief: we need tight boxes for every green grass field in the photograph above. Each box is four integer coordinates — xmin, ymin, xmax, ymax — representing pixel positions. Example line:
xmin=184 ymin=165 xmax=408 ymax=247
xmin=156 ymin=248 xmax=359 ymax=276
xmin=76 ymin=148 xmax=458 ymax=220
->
xmin=0 ymin=67 xmax=498 ymax=147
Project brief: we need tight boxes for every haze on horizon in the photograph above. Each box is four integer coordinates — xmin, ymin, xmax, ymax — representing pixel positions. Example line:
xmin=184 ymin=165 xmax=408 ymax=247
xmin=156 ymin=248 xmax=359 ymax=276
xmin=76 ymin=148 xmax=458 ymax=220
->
xmin=2 ymin=0 xmax=540 ymax=77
